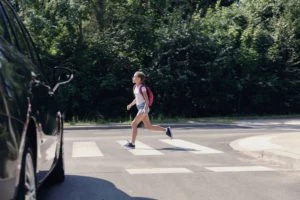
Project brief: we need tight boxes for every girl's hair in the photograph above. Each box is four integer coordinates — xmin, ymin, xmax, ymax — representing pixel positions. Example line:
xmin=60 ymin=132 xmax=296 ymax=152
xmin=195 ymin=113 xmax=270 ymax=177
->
xmin=135 ymin=71 xmax=145 ymax=83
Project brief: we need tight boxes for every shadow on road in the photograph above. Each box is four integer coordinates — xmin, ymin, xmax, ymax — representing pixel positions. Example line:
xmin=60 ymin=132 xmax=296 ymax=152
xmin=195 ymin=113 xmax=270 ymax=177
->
xmin=158 ymin=147 xmax=195 ymax=152
xmin=38 ymin=175 xmax=157 ymax=200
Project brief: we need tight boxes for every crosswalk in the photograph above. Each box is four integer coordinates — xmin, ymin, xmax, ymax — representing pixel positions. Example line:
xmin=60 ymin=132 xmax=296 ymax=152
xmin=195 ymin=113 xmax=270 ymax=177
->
xmin=117 ymin=140 xmax=163 ymax=155
xmin=205 ymin=166 xmax=275 ymax=172
xmin=72 ymin=141 xmax=103 ymax=157
xmin=160 ymin=139 xmax=224 ymax=154
xmin=126 ymin=168 xmax=193 ymax=175
xmin=70 ymin=138 xmax=223 ymax=157
xmin=66 ymin=138 xmax=285 ymax=174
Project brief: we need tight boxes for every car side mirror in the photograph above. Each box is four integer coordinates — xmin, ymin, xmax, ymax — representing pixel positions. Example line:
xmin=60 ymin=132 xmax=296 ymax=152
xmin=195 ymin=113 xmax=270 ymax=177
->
xmin=49 ymin=67 xmax=74 ymax=95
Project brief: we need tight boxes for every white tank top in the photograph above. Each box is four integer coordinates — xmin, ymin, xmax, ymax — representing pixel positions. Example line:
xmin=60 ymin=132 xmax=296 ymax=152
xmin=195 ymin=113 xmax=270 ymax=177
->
xmin=134 ymin=85 xmax=147 ymax=105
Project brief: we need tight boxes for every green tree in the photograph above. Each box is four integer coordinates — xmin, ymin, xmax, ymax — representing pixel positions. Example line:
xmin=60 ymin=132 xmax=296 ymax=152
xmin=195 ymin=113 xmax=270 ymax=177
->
xmin=13 ymin=0 xmax=300 ymax=120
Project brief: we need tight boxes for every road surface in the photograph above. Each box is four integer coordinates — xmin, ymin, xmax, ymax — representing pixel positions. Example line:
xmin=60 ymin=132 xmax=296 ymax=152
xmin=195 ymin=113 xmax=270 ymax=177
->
xmin=38 ymin=126 xmax=300 ymax=200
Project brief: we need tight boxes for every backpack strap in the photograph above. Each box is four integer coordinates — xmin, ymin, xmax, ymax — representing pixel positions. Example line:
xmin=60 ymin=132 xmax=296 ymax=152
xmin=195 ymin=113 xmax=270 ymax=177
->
xmin=139 ymin=84 xmax=146 ymax=99
xmin=139 ymin=84 xmax=145 ymax=93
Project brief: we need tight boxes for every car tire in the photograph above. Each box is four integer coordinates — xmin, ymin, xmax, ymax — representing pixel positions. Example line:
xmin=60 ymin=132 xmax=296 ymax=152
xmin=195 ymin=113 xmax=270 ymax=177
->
xmin=16 ymin=142 xmax=37 ymax=200
xmin=47 ymin=137 xmax=65 ymax=184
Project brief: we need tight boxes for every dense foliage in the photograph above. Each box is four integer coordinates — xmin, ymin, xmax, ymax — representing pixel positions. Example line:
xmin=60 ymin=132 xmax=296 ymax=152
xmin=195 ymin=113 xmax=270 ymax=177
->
xmin=13 ymin=0 xmax=300 ymax=120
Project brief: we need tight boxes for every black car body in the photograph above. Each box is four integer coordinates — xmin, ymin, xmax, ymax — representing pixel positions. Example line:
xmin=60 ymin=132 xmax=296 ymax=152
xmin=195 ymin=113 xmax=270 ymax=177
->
xmin=0 ymin=1 xmax=73 ymax=199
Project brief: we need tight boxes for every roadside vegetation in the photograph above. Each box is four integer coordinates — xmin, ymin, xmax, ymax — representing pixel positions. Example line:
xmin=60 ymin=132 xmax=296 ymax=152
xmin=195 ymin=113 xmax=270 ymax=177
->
xmin=14 ymin=0 xmax=300 ymax=121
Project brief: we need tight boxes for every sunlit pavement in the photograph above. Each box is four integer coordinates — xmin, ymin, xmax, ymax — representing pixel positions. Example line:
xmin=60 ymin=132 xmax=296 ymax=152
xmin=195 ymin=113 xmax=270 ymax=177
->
xmin=39 ymin=126 xmax=300 ymax=200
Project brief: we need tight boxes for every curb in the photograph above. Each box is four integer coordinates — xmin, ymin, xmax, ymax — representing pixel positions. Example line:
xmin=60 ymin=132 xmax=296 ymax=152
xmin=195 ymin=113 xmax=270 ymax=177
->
xmin=64 ymin=118 xmax=300 ymax=131
xmin=230 ymin=135 xmax=300 ymax=169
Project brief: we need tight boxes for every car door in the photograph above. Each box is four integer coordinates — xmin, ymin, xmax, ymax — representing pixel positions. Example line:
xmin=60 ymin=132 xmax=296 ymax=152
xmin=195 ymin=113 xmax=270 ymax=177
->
xmin=0 ymin=1 xmax=60 ymax=183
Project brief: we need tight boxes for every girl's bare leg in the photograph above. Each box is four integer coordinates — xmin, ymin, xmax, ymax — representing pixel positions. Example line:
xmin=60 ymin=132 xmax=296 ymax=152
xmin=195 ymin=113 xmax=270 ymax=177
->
xmin=131 ymin=113 xmax=147 ymax=144
xmin=142 ymin=115 xmax=166 ymax=132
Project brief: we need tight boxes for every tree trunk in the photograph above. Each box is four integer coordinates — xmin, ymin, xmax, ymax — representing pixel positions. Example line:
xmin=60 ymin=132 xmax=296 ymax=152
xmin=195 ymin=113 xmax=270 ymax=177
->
xmin=93 ymin=0 xmax=106 ymax=31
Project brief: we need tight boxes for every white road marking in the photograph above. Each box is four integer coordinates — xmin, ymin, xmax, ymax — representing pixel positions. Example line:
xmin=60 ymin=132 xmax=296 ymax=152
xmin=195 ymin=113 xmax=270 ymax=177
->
xmin=160 ymin=139 xmax=223 ymax=154
xmin=72 ymin=141 xmax=103 ymax=157
xmin=127 ymin=168 xmax=193 ymax=175
xmin=206 ymin=166 xmax=275 ymax=172
xmin=117 ymin=140 xmax=163 ymax=155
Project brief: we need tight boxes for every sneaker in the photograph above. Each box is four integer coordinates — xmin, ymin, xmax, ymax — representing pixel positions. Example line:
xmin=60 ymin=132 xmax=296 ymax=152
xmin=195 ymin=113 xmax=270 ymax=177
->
xmin=166 ymin=127 xmax=173 ymax=139
xmin=125 ymin=142 xmax=135 ymax=149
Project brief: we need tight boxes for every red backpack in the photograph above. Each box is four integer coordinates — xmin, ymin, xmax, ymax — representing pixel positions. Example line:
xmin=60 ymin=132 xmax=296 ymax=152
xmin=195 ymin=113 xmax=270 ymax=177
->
xmin=133 ymin=84 xmax=154 ymax=106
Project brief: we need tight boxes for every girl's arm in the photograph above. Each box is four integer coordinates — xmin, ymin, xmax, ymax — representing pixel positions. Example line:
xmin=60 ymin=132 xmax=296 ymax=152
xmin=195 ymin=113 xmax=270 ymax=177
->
xmin=127 ymin=99 xmax=136 ymax=110
xmin=130 ymin=99 xmax=136 ymax=106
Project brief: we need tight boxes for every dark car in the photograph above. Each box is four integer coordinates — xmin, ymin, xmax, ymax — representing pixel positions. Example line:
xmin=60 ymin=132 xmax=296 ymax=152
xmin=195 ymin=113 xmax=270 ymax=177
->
xmin=0 ymin=0 xmax=73 ymax=199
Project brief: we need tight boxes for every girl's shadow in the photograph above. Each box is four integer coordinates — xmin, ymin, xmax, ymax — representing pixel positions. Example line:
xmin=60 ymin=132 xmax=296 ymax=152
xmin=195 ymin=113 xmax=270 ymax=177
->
xmin=158 ymin=147 xmax=196 ymax=152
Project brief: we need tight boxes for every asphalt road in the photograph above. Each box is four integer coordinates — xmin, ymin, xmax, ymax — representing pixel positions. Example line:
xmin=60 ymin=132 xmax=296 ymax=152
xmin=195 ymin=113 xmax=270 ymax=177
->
xmin=38 ymin=127 xmax=300 ymax=200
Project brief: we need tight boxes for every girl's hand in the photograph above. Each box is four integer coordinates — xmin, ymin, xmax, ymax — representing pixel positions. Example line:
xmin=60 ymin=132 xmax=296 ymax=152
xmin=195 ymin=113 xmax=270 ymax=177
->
xmin=142 ymin=106 xmax=148 ymax=114
xmin=127 ymin=104 xmax=132 ymax=110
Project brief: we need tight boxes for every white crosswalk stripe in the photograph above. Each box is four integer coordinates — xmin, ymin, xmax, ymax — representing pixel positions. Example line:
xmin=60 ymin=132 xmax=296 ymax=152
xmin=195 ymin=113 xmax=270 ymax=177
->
xmin=126 ymin=168 xmax=193 ymax=175
xmin=160 ymin=139 xmax=224 ymax=154
xmin=72 ymin=141 xmax=103 ymax=158
xmin=206 ymin=166 xmax=275 ymax=172
xmin=117 ymin=140 xmax=163 ymax=156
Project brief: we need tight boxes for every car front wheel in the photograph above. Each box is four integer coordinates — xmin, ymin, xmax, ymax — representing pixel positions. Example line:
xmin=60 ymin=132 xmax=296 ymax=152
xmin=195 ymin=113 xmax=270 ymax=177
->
xmin=17 ymin=143 xmax=37 ymax=200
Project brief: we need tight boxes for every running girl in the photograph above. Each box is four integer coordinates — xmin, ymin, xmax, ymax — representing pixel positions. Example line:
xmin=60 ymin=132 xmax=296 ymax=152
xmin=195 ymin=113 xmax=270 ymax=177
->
xmin=126 ymin=71 xmax=173 ymax=148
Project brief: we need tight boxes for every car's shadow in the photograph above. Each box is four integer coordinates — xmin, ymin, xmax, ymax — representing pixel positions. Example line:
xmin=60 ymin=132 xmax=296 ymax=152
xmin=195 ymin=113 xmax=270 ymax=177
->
xmin=38 ymin=175 xmax=157 ymax=200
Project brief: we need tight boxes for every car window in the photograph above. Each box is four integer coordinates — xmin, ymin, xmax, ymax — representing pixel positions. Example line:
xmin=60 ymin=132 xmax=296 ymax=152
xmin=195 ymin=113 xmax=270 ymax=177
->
xmin=0 ymin=1 xmax=39 ymax=66
xmin=0 ymin=10 xmax=6 ymax=38
xmin=22 ymin=27 xmax=41 ymax=67
xmin=0 ymin=11 xmax=6 ymax=38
